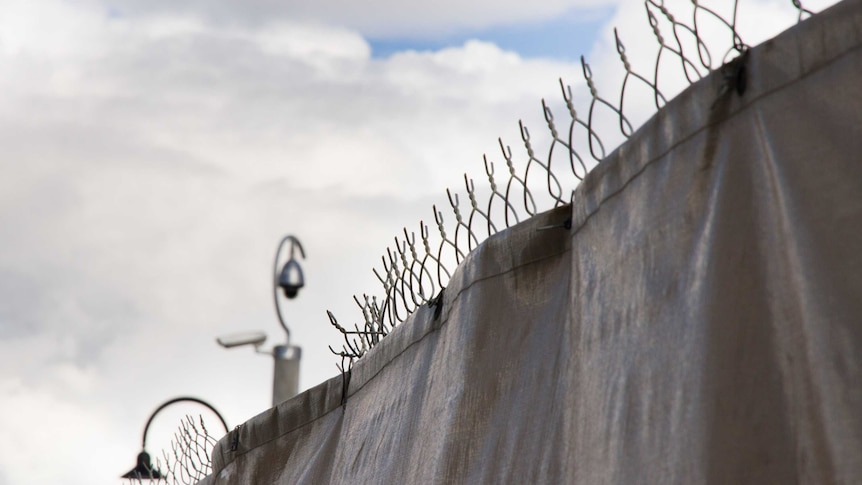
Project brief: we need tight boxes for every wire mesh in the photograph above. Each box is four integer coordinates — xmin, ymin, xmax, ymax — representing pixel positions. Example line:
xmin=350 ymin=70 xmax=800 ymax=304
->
xmin=122 ymin=415 xmax=221 ymax=485
xmin=326 ymin=0 xmax=820 ymax=367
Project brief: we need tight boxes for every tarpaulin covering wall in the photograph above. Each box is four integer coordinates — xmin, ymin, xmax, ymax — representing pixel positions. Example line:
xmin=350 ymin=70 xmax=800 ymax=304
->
xmin=202 ymin=2 xmax=862 ymax=483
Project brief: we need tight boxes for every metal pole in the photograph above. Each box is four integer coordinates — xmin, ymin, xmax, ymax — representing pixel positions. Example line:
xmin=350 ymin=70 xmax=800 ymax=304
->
xmin=272 ymin=345 xmax=301 ymax=406
xmin=271 ymin=235 xmax=305 ymax=407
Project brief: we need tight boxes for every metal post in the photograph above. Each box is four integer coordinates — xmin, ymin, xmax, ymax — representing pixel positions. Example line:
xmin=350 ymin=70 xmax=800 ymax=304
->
xmin=270 ymin=235 xmax=305 ymax=406
xmin=272 ymin=345 xmax=301 ymax=406
xmin=218 ymin=235 xmax=306 ymax=407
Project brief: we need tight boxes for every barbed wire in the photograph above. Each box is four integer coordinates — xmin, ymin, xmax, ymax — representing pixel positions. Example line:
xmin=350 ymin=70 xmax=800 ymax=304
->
xmin=326 ymin=0 xmax=818 ymax=366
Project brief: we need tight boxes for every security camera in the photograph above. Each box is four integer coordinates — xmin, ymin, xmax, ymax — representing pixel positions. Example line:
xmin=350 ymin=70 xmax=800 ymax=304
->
xmin=216 ymin=331 xmax=267 ymax=349
xmin=277 ymin=258 xmax=305 ymax=299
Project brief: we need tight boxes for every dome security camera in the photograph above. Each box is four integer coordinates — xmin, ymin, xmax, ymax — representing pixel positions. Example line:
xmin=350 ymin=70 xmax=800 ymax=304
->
xmin=277 ymin=258 xmax=305 ymax=299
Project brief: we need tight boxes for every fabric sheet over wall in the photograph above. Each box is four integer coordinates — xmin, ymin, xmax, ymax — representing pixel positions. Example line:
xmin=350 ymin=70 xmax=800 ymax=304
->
xmin=202 ymin=2 xmax=862 ymax=483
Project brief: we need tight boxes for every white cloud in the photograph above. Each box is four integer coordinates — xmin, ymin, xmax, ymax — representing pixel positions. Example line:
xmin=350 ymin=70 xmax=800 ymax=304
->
xmin=0 ymin=376 xmax=125 ymax=484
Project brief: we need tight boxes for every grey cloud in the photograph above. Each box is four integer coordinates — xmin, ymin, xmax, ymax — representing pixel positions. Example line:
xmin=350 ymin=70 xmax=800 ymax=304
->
xmin=0 ymin=271 xmax=52 ymax=339
xmin=94 ymin=0 xmax=616 ymax=38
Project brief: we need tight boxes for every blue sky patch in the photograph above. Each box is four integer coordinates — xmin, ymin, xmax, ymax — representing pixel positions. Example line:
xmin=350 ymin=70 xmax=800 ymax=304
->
xmin=367 ymin=7 xmax=613 ymax=61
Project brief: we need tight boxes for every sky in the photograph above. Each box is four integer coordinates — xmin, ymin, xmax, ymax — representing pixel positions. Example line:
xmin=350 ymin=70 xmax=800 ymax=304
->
xmin=0 ymin=0 xmax=838 ymax=483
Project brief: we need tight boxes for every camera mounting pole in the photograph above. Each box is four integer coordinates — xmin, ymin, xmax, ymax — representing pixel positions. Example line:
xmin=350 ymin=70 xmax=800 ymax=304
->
xmin=270 ymin=235 xmax=305 ymax=406
xmin=215 ymin=235 xmax=306 ymax=408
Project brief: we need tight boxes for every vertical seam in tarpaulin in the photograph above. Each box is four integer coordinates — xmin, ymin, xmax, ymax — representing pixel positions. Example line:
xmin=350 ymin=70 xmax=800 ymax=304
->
xmin=751 ymin=100 xmax=839 ymax=481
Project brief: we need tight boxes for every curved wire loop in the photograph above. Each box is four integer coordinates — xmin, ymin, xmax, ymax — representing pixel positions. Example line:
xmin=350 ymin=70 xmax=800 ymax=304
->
xmin=791 ymin=0 xmax=814 ymax=22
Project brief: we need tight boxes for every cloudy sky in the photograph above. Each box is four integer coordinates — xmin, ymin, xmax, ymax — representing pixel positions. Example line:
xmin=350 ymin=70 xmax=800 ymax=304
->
xmin=0 ymin=0 xmax=837 ymax=483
